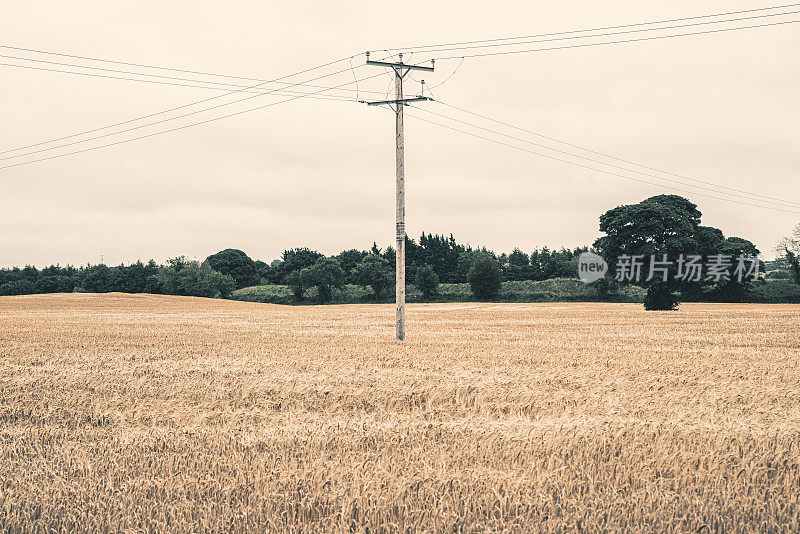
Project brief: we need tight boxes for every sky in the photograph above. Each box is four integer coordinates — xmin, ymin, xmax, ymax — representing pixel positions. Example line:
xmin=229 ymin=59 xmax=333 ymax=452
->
xmin=1 ymin=1 xmax=798 ymax=267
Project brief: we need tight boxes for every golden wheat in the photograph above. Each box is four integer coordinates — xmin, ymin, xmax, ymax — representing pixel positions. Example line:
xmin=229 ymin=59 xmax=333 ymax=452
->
xmin=0 ymin=293 xmax=798 ymax=532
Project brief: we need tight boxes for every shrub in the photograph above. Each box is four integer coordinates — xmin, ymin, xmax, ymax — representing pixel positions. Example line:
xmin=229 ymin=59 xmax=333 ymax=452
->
xmin=765 ymin=270 xmax=792 ymax=280
xmin=352 ymin=255 xmax=392 ymax=300
xmin=300 ymin=258 xmax=346 ymax=302
xmin=468 ymin=254 xmax=502 ymax=300
xmin=34 ymin=276 xmax=75 ymax=294
xmin=81 ymin=265 xmax=112 ymax=293
xmin=414 ymin=264 xmax=439 ymax=300
xmin=205 ymin=249 xmax=260 ymax=289
xmin=0 ymin=280 xmax=35 ymax=296
xmin=158 ymin=257 xmax=235 ymax=298
xmin=643 ymin=283 xmax=680 ymax=311
xmin=285 ymin=270 xmax=304 ymax=300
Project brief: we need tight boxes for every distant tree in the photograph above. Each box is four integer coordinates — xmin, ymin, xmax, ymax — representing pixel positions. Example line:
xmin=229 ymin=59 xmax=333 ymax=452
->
xmin=117 ymin=261 xmax=150 ymax=293
xmin=285 ymin=270 xmax=304 ymax=300
xmin=414 ymin=264 xmax=439 ymax=300
xmin=382 ymin=245 xmax=396 ymax=267
xmin=352 ymin=254 xmax=392 ymax=299
xmin=205 ymin=249 xmax=260 ymax=289
xmin=504 ymin=248 xmax=531 ymax=281
xmin=0 ymin=280 xmax=34 ymax=296
xmin=20 ymin=265 xmax=39 ymax=282
xmin=254 ymin=260 xmax=269 ymax=284
xmin=779 ymin=224 xmax=800 ymax=285
xmin=415 ymin=232 xmax=466 ymax=283
xmin=468 ymin=253 xmax=502 ymax=300
xmin=455 ymin=250 xmax=480 ymax=283
xmin=144 ymin=274 xmax=162 ymax=294
xmin=337 ymin=249 xmax=367 ymax=281
xmin=282 ymin=248 xmax=323 ymax=278
xmin=508 ymin=248 xmax=529 ymax=267
xmin=712 ymin=237 xmax=761 ymax=301
xmin=158 ymin=257 xmax=235 ymax=298
xmin=370 ymin=242 xmax=382 ymax=256
xmin=82 ymin=264 xmax=113 ymax=293
xmin=33 ymin=276 xmax=74 ymax=294
xmin=300 ymin=257 xmax=346 ymax=302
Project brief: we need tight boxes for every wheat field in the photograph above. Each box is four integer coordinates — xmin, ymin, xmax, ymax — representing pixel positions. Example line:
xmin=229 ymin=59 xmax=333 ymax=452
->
xmin=0 ymin=293 xmax=798 ymax=532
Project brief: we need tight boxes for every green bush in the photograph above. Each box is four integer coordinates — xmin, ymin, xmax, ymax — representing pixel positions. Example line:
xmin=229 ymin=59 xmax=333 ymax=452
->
xmin=643 ymin=283 xmax=680 ymax=311
xmin=352 ymin=255 xmax=392 ymax=300
xmin=468 ymin=254 xmax=502 ymax=300
xmin=158 ymin=257 xmax=236 ymax=298
xmin=226 ymin=278 xmax=647 ymax=305
xmin=765 ymin=270 xmax=792 ymax=280
xmin=414 ymin=264 xmax=439 ymax=300
xmin=285 ymin=270 xmax=304 ymax=300
xmin=34 ymin=276 xmax=75 ymax=294
xmin=745 ymin=279 xmax=800 ymax=303
xmin=205 ymin=249 xmax=260 ymax=289
xmin=230 ymin=285 xmax=294 ymax=304
xmin=0 ymin=280 xmax=34 ymax=296
xmin=300 ymin=258 xmax=346 ymax=302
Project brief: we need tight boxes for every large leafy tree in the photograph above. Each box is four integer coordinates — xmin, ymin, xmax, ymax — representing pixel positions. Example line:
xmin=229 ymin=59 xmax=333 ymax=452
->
xmin=414 ymin=264 xmax=439 ymax=300
xmin=281 ymin=248 xmax=323 ymax=282
xmin=352 ymin=254 xmax=392 ymax=300
xmin=81 ymin=264 xmax=113 ymax=293
xmin=714 ymin=237 xmax=760 ymax=301
xmin=158 ymin=257 xmax=235 ymax=298
xmin=504 ymin=248 xmax=531 ymax=281
xmin=336 ymin=249 xmax=366 ymax=282
xmin=300 ymin=257 xmax=346 ymax=302
xmin=205 ymin=249 xmax=260 ymax=289
xmin=594 ymin=195 xmax=704 ymax=310
xmin=468 ymin=253 xmax=502 ymax=300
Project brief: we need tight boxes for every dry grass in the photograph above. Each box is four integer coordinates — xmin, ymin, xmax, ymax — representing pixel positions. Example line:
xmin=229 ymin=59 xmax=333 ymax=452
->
xmin=1 ymin=293 xmax=799 ymax=532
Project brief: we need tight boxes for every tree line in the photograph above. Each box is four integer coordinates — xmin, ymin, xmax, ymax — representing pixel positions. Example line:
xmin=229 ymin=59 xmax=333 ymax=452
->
xmin=0 ymin=236 xmax=586 ymax=301
xmin=2 ymin=195 xmax=798 ymax=308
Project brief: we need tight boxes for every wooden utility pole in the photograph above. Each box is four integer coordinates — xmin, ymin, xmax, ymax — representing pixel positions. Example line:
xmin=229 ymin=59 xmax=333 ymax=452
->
xmin=363 ymin=53 xmax=433 ymax=340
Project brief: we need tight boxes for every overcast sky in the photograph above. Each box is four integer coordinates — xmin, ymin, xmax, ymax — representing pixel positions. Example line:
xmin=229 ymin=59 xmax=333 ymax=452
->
xmin=2 ymin=1 xmax=798 ymax=267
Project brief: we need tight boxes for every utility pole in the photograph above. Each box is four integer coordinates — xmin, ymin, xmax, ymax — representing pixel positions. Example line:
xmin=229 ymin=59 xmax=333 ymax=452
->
xmin=363 ymin=52 xmax=434 ymax=341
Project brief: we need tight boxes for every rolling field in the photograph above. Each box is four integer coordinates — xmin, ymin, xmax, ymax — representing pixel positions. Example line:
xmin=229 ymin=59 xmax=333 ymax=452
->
xmin=1 ymin=294 xmax=799 ymax=532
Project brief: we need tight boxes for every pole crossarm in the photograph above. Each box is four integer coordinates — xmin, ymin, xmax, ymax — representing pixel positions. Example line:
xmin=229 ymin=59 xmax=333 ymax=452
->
xmin=362 ymin=96 xmax=433 ymax=106
xmin=365 ymin=60 xmax=435 ymax=72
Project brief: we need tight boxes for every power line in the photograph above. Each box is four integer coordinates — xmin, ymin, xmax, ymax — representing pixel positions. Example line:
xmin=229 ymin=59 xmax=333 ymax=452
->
xmin=0 ymin=69 xmax=386 ymax=170
xmin=0 ymin=61 xmax=367 ymax=104
xmin=0 ymin=53 xmax=389 ymax=98
xmin=382 ymin=3 xmax=800 ymax=52
xmin=405 ymin=107 xmax=800 ymax=216
xmin=431 ymin=19 xmax=800 ymax=60
xmin=397 ymin=9 xmax=800 ymax=55
xmin=0 ymin=44 xmax=281 ymax=83
xmin=437 ymin=101 xmax=800 ymax=209
xmin=419 ymin=103 xmax=800 ymax=209
xmin=0 ymin=54 xmax=369 ymax=157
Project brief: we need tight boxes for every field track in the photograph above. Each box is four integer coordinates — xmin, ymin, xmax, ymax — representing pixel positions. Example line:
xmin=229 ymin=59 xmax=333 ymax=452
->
xmin=1 ymin=293 xmax=799 ymax=532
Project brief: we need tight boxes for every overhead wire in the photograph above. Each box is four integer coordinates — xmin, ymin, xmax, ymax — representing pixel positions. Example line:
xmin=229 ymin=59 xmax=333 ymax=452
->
xmin=430 ymin=19 xmax=800 ymax=60
xmin=0 ymin=54 xmax=373 ymax=157
xmin=380 ymin=3 xmax=800 ymax=52
xmin=0 ymin=53 xmax=387 ymax=97
xmin=0 ymin=67 xmax=388 ymax=170
xmin=0 ymin=60 xmax=369 ymax=103
xmin=405 ymin=106 xmax=800 ymax=216
xmin=435 ymin=101 xmax=800 ymax=209
xmin=400 ymin=8 xmax=800 ymax=55
xmin=414 ymin=104 xmax=800 ymax=209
